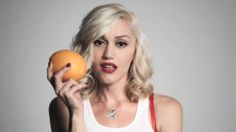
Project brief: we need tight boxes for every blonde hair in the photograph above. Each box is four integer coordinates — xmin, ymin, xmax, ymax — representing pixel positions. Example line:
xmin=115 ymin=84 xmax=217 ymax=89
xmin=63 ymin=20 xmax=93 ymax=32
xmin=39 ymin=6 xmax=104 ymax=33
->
xmin=71 ymin=3 xmax=154 ymax=102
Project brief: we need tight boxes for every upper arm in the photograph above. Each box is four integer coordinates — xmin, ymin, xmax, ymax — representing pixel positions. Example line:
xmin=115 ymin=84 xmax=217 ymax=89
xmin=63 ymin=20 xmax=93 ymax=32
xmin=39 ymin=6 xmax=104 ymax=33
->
xmin=163 ymin=99 xmax=183 ymax=132
xmin=155 ymin=94 xmax=183 ymax=132
xmin=49 ymin=97 xmax=70 ymax=132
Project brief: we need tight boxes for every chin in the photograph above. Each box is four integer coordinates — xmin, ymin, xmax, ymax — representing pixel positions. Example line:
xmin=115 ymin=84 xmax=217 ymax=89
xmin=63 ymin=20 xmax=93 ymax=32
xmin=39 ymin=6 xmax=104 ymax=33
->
xmin=93 ymin=69 xmax=128 ymax=86
xmin=98 ymin=77 xmax=117 ymax=85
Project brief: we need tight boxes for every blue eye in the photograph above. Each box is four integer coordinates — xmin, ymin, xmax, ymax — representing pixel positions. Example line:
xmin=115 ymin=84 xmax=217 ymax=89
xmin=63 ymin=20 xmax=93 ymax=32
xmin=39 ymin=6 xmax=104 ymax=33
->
xmin=116 ymin=41 xmax=128 ymax=48
xmin=94 ymin=39 xmax=105 ymax=46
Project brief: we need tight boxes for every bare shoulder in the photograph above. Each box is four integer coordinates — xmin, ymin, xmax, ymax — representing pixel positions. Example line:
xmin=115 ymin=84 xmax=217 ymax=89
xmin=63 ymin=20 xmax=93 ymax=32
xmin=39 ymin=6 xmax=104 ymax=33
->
xmin=153 ymin=93 xmax=183 ymax=132
xmin=49 ymin=97 xmax=69 ymax=132
xmin=154 ymin=93 xmax=182 ymax=111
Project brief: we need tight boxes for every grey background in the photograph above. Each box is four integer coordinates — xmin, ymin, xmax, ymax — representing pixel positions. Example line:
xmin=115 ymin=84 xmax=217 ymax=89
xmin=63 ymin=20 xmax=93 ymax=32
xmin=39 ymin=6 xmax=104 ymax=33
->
xmin=0 ymin=0 xmax=235 ymax=132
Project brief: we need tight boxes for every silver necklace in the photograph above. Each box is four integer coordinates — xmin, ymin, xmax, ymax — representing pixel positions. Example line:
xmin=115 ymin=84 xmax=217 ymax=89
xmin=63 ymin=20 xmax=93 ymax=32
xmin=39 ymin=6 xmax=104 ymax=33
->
xmin=107 ymin=109 xmax=117 ymax=119
xmin=100 ymin=99 xmax=119 ymax=120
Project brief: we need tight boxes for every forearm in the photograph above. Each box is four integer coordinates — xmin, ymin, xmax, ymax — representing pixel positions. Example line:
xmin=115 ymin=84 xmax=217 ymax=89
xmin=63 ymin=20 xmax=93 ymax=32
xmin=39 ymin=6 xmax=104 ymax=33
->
xmin=70 ymin=111 xmax=85 ymax=132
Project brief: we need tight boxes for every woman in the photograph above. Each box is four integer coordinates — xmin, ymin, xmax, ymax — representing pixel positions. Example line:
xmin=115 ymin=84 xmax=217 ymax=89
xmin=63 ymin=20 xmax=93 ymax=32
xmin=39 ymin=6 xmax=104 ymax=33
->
xmin=47 ymin=3 xmax=182 ymax=132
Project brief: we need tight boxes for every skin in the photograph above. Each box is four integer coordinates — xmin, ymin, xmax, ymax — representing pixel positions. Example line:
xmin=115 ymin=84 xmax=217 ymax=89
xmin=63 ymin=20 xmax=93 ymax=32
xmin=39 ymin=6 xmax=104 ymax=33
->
xmin=48 ymin=19 xmax=183 ymax=132
xmin=89 ymin=19 xmax=138 ymax=128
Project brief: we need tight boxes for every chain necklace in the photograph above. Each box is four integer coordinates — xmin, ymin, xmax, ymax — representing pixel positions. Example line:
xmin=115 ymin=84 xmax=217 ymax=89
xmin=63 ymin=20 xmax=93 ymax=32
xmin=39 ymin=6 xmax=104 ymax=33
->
xmin=100 ymin=98 xmax=120 ymax=120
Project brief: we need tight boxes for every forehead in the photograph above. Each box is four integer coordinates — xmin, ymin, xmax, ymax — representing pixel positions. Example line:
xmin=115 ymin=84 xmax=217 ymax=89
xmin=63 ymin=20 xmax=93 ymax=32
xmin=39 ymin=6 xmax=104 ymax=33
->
xmin=104 ymin=19 xmax=135 ymax=40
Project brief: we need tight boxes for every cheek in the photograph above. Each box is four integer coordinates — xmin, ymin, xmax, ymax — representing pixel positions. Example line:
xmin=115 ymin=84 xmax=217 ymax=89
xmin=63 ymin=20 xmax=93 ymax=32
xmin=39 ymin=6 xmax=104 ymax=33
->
xmin=92 ymin=59 xmax=100 ymax=72
xmin=92 ymin=49 xmax=102 ymax=59
xmin=119 ymin=50 xmax=135 ymax=69
xmin=90 ymin=52 xmax=99 ymax=71
xmin=92 ymin=50 xmax=102 ymax=66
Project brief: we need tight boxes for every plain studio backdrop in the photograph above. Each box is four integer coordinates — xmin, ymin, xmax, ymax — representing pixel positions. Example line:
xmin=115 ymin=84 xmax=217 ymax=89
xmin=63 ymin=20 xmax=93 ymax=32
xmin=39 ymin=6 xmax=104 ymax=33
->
xmin=0 ymin=0 xmax=235 ymax=132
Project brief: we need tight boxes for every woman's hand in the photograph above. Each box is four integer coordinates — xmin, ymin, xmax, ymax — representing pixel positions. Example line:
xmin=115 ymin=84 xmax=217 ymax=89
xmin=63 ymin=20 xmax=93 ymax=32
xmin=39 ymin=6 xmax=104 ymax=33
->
xmin=47 ymin=61 xmax=87 ymax=114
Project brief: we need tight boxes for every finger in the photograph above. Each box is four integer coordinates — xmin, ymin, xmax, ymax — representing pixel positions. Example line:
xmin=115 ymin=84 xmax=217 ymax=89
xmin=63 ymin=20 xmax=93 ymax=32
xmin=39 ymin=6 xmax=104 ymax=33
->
xmin=56 ymin=79 xmax=78 ymax=95
xmin=54 ymin=63 xmax=71 ymax=81
xmin=54 ymin=63 xmax=71 ymax=90
xmin=65 ymin=84 xmax=88 ymax=101
xmin=47 ymin=61 xmax=53 ymax=81
xmin=70 ymin=84 xmax=88 ymax=94
xmin=57 ymin=82 xmax=87 ymax=100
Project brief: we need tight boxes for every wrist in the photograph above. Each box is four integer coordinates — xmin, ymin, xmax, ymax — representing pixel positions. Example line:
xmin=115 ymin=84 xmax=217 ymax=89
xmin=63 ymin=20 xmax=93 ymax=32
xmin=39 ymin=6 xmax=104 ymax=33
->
xmin=71 ymin=109 xmax=84 ymax=117
xmin=70 ymin=109 xmax=85 ymax=132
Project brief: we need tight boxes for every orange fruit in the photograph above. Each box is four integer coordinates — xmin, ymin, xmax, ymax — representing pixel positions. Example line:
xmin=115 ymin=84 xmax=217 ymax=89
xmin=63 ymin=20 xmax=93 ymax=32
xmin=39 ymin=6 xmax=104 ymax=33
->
xmin=50 ymin=49 xmax=87 ymax=82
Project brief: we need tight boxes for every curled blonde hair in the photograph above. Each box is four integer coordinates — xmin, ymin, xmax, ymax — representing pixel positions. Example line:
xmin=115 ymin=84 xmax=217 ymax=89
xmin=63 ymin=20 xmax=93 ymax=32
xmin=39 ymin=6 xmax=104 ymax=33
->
xmin=71 ymin=3 xmax=154 ymax=102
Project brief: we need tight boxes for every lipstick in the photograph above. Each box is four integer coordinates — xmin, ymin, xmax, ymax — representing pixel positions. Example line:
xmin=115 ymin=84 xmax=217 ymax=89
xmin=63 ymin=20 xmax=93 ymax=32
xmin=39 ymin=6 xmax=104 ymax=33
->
xmin=100 ymin=62 xmax=117 ymax=73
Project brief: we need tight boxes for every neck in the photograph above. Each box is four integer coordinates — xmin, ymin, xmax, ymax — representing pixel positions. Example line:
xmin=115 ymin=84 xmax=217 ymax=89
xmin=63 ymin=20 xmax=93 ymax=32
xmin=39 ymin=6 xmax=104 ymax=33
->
xmin=97 ymin=76 xmax=129 ymax=104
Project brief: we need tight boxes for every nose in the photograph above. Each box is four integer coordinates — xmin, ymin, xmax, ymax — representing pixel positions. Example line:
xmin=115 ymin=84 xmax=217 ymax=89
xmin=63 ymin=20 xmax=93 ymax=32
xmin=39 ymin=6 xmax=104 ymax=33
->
xmin=102 ymin=43 xmax=114 ymax=60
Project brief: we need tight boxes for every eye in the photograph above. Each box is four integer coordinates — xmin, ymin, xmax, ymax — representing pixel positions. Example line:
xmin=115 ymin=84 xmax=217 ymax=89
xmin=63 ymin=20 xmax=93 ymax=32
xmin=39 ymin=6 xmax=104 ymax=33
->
xmin=116 ymin=41 xmax=128 ymax=48
xmin=94 ymin=39 xmax=105 ymax=46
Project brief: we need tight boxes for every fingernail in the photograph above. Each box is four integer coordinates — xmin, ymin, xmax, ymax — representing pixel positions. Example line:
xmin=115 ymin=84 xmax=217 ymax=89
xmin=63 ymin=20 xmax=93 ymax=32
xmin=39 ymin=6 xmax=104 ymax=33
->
xmin=66 ymin=63 xmax=71 ymax=67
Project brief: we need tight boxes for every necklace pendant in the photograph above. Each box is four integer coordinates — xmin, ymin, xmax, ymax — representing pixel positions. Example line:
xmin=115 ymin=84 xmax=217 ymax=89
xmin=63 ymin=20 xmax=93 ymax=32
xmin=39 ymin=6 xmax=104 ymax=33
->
xmin=107 ymin=109 xmax=116 ymax=119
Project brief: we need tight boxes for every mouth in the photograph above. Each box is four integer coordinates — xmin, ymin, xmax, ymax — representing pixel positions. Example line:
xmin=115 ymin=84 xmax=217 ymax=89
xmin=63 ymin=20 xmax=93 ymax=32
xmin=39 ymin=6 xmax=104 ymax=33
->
xmin=100 ymin=62 xmax=117 ymax=73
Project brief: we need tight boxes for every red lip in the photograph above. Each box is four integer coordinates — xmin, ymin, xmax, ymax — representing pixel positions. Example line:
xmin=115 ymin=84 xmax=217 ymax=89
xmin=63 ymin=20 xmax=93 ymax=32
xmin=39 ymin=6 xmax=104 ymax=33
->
xmin=100 ymin=62 xmax=117 ymax=73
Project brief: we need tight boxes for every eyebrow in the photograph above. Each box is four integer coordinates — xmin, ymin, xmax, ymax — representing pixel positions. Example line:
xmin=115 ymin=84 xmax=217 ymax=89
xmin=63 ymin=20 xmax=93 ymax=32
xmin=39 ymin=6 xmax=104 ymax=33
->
xmin=115 ymin=35 xmax=130 ymax=39
xmin=98 ymin=35 xmax=130 ymax=42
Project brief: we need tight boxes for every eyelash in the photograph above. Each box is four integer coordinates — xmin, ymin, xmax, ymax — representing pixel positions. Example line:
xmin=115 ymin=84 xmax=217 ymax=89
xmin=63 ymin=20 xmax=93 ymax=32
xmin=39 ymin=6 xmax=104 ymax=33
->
xmin=94 ymin=39 xmax=105 ymax=46
xmin=115 ymin=41 xmax=128 ymax=48
xmin=94 ymin=39 xmax=128 ymax=48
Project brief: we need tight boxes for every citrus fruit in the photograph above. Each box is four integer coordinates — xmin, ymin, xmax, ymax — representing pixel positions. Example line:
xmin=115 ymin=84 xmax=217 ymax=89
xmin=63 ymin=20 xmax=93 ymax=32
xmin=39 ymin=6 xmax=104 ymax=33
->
xmin=50 ymin=49 xmax=87 ymax=81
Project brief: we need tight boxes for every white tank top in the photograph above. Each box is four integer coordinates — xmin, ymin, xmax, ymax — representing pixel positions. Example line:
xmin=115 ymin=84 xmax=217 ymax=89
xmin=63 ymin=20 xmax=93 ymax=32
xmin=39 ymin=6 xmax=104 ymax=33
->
xmin=83 ymin=98 xmax=154 ymax=132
